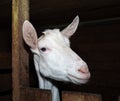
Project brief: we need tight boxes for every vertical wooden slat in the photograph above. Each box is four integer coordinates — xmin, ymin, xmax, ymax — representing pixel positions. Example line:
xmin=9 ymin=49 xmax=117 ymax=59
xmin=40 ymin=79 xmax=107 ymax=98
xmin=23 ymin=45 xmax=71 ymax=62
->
xmin=12 ymin=0 xmax=29 ymax=101
xmin=62 ymin=91 xmax=102 ymax=101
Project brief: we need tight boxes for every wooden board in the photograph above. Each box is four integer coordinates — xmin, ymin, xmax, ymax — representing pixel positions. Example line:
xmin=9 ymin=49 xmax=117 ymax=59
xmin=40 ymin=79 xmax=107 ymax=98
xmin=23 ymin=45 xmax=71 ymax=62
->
xmin=62 ymin=91 xmax=102 ymax=101
xmin=1 ymin=0 xmax=120 ymax=28
xmin=20 ymin=88 xmax=52 ymax=101
xmin=0 ymin=53 xmax=11 ymax=69
xmin=0 ymin=74 xmax=11 ymax=92
xmin=12 ymin=0 xmax=29 ymax=101
xmin=0 ymin=52 xmax=12 ymax=101
xmin=119 ymin=96 xmax=120 ymax=101
xmin=0 ymin=94 xmax=12 ymax=101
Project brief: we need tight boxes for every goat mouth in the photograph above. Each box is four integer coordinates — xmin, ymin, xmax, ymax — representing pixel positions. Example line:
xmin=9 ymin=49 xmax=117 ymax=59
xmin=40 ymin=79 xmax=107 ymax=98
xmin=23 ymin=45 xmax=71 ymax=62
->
xmin=68 ymin=73 xmax=90 ymax=81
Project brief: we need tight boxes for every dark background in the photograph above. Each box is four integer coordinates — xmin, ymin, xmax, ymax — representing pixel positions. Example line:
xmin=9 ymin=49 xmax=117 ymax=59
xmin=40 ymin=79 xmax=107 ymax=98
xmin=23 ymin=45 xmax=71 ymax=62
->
xmin=0 ymin=0 xmax=120 ymax=101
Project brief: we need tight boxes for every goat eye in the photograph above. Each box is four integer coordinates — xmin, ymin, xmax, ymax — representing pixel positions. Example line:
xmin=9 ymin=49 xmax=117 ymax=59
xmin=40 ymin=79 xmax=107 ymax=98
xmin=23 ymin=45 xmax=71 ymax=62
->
xmin=40 ymin=47 xmax=46 ymax=52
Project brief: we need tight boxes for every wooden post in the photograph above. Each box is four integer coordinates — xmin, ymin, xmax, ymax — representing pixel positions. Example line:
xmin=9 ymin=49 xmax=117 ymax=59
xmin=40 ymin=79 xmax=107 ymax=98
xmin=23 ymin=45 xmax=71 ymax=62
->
xmin=62 ymin=91 xmax=102 ymax=101
xmin=12 ymin=1 xmax=52 ymax=101
xmin=12 ymin=0 xmax=29 ymax=101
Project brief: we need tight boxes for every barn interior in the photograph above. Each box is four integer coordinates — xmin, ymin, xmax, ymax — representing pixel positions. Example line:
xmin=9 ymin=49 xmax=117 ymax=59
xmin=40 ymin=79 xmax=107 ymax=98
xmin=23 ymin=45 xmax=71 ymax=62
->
xmin=0 ymin=0 xmax=120 ymax=101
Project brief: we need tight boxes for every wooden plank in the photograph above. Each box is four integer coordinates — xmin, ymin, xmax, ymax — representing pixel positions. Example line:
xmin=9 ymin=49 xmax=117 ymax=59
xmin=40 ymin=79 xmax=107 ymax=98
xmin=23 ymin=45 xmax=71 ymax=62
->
xmin=0 ymin=74 xmax=11 ymax=92
xmin=62 ymin=91 xmax=102 ymax=101
xmin=12 ymin=0 xmax=29 ymax=101
xmin=30 ymin=0 xmax=120 ymax=13
xmin=0 ymin=53 xmax=11 ymax=69
xmin=0 ymin=30 xmax=11 ymax=52
xmin=21 ymin=87 xmax=52 ymax=101
xmin=0 ymin=94 xmax=12 ymax=101
xmin=1 ymin=0 xmax=120 ymax=27
xmin=118 ymin=96 xmax=120 ymax=101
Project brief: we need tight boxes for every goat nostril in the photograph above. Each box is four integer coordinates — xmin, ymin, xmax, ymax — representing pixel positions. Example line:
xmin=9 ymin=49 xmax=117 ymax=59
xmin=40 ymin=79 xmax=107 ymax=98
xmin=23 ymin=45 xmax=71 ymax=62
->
xmin=78 ymin=67 xmax=89 ymax=74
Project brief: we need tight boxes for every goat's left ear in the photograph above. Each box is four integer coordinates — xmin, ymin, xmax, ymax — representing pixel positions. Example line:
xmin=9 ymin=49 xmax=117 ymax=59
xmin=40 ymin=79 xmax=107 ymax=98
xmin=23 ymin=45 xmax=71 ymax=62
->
xmin=61 ymin=16 xmax=79 ymax=38
xmin=22 ymin=20 xmax=38 ymax=49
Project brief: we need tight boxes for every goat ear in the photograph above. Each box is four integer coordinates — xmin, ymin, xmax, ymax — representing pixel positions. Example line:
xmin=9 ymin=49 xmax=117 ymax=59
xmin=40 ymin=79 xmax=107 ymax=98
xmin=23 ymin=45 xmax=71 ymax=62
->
xmin=22 ymin=20 xmax=38 ymax=49
xmin=61 ymin=16 xmax=79 ymax=38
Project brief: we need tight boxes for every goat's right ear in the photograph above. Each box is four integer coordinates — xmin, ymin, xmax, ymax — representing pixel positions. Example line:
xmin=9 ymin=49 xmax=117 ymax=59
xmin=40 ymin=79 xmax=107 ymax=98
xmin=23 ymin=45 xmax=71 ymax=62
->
xmin=61 ymin=16 xmax=79 ymax=38
xmin=22 ymin=20 xmax=38 ymax=49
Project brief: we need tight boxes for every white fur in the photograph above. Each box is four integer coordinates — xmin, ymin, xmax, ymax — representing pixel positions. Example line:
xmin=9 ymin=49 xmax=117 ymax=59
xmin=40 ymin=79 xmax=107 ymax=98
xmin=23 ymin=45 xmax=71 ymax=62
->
xmin=22 ymin=16 xmax=90 ymax=101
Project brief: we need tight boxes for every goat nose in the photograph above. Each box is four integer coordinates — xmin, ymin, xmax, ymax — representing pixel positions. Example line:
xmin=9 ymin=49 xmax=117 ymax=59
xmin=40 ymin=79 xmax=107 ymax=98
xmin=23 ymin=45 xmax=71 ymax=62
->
xmin=78 ymin=66 xmax=89 ymax=74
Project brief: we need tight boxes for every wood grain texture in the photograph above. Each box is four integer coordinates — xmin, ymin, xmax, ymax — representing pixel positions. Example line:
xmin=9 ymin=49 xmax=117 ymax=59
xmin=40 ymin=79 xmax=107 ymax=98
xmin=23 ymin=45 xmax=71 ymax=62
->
xmin=21 ymin=88 xmax=52 ymax=101
xmin=62 ymin=91 xmax=102 ymax=101
xmin=12 ymin=0 xmax=29 ymax=101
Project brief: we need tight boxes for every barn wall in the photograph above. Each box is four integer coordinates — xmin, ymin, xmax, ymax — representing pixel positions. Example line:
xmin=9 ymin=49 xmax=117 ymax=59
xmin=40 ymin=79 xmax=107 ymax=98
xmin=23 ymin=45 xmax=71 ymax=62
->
xmin=0 ymin=10 xmax=12 ymax=101
xmin=0 ymin=53 xmax=12 ymax=101
xmin=0 ymin=0 xmax=120 ymax=101
xmin=0 ymin=1 xmax=12 ymax=100
xmin=0 ymin=17 xmax=120 ymax=101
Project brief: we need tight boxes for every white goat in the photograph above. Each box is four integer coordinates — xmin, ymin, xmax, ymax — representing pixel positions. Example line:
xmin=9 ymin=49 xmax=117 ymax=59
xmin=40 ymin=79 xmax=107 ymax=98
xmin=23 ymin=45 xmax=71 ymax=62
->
xmin=22 ymin=16 xmax=90 ymax=101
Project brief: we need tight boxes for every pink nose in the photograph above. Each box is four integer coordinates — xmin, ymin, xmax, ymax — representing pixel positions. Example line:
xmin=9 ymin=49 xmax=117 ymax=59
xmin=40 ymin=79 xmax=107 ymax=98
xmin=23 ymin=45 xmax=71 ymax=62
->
xmin=78 ymin=66 xmax=89 ymax=74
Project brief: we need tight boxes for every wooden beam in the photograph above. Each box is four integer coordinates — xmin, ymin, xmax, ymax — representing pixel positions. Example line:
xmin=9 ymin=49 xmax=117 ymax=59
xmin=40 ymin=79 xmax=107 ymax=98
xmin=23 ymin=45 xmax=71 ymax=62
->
xmin=21 ymin=87 xmax=52 ymax=101
xmin=62 ymin=91 xmax=102 ymax=101
xmin=12 ymin=0 xmax=29 ymax=101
